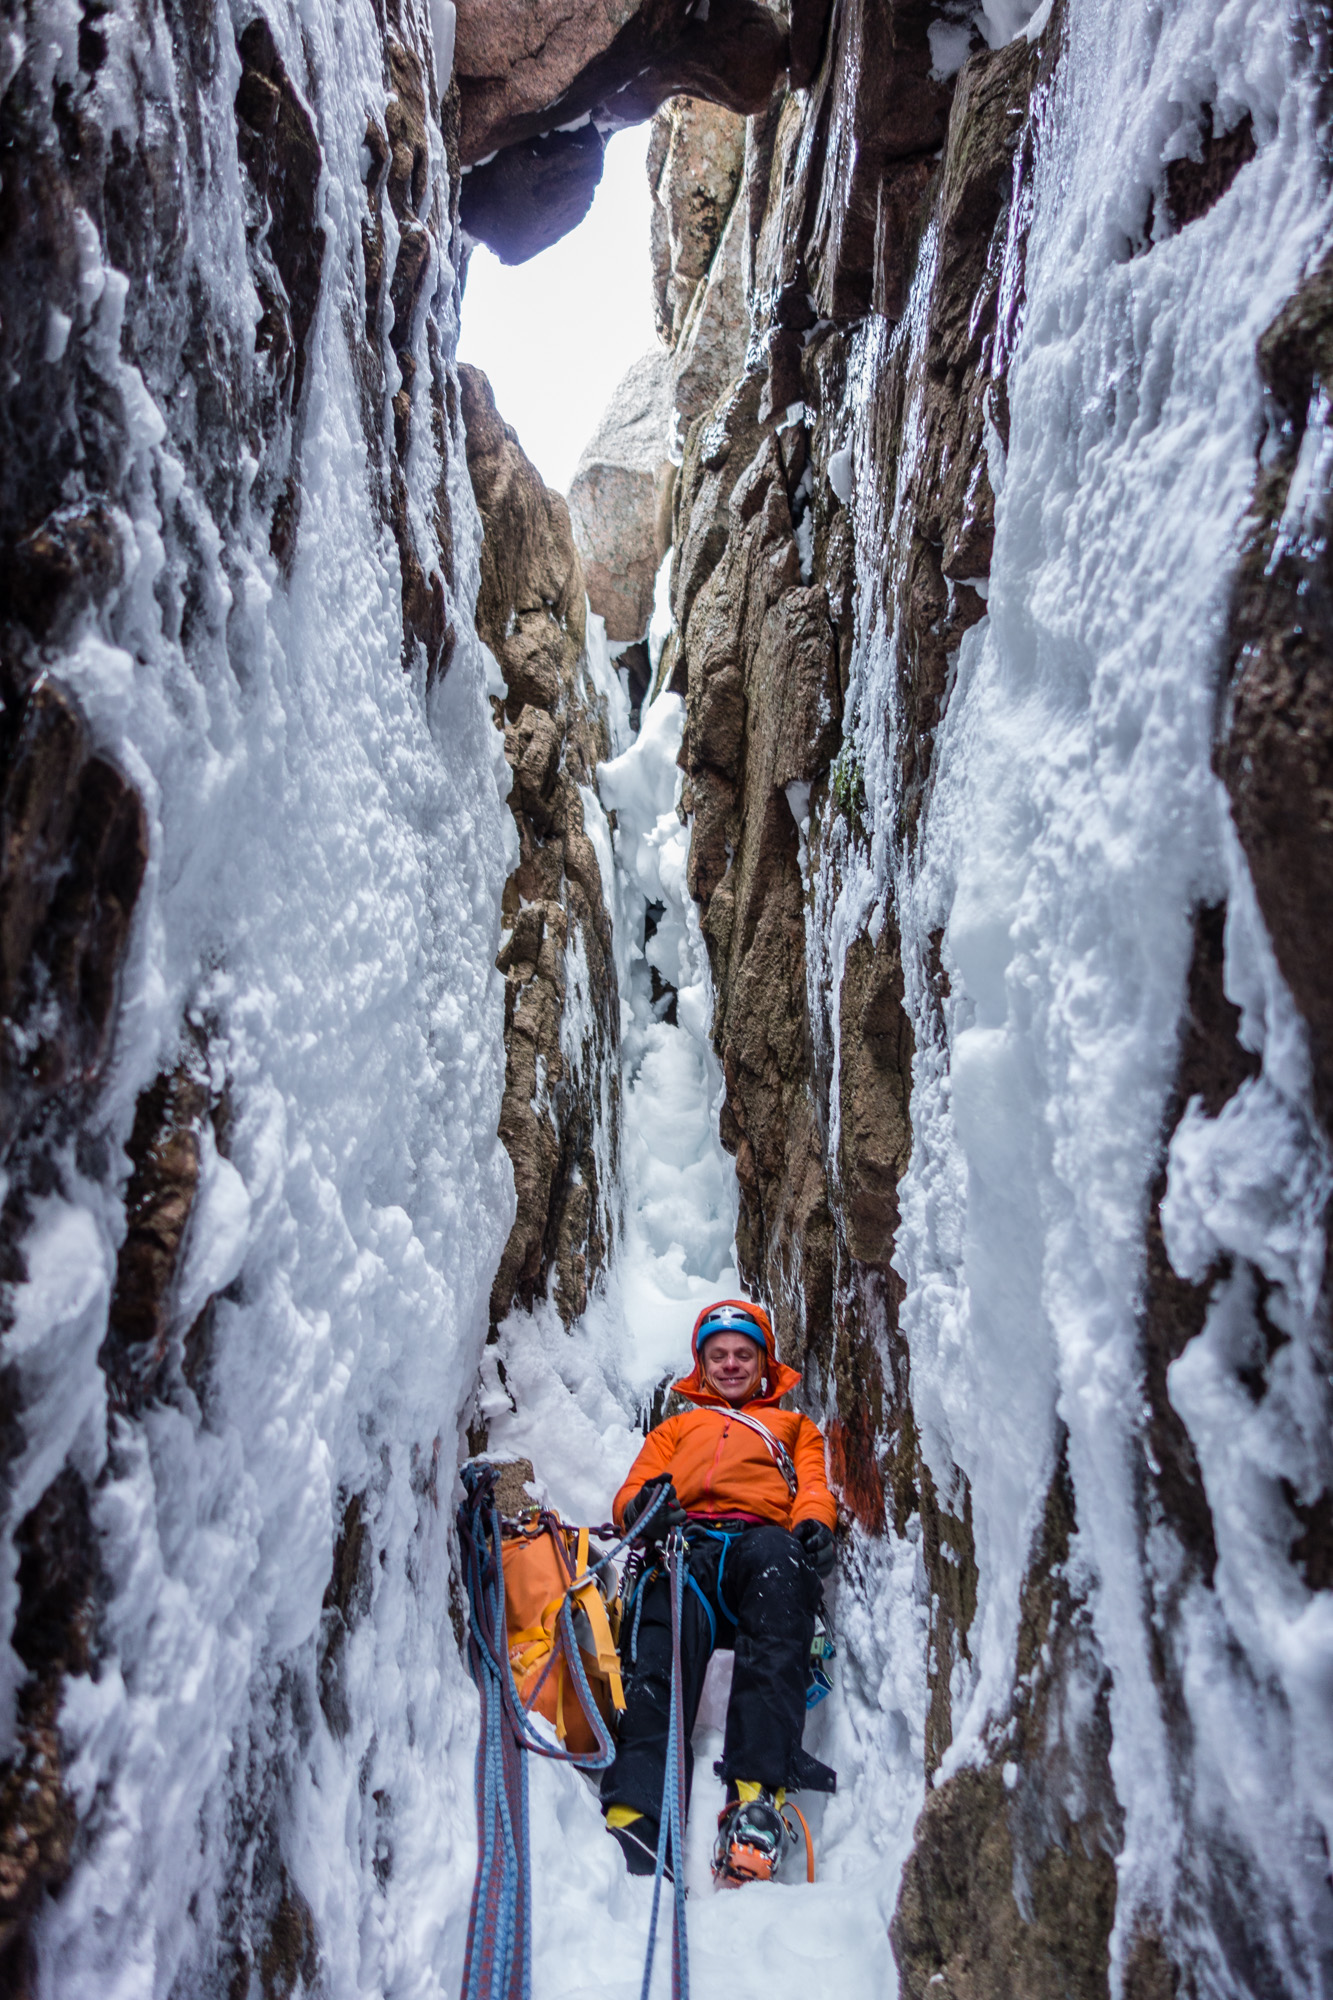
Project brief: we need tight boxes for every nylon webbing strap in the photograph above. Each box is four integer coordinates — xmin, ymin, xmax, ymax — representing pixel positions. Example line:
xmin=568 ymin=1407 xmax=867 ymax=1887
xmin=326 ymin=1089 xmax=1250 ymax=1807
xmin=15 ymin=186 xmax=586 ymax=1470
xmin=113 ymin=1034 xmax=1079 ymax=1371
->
xmin=703 ymin=1406 xmax=798 ymax=1495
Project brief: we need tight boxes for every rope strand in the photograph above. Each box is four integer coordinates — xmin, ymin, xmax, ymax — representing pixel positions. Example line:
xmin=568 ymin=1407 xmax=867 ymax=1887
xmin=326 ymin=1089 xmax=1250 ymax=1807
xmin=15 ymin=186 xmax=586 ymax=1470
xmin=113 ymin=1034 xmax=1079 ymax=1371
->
xmin=638 ymin=1530 xmax=690 ymax=2000
xmin=459 ymin=1468 xmax=672 ymax=2000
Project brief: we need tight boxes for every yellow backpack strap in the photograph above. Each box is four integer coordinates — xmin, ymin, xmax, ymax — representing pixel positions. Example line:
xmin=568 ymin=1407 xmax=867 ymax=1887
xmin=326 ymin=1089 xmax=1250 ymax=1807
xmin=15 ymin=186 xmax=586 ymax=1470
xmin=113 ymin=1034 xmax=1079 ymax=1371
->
xmin=567 ymin=1529 xmax=626 ymax=1713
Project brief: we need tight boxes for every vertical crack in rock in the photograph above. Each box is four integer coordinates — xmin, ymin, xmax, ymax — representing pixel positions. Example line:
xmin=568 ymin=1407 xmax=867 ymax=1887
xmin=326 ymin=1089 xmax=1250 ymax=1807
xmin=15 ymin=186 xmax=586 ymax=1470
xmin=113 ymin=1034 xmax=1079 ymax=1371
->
xmin=659 ymin=0 xmax=1135 ymax=1983
xmin=459 ymin=366 xmax=622 ymax=1327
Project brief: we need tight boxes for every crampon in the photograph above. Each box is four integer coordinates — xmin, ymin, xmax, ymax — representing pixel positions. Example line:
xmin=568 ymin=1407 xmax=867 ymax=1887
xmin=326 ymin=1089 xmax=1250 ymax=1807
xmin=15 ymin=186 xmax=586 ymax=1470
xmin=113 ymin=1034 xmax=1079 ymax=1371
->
xmin=711 ymin=1790 xmax=815 ymax=1887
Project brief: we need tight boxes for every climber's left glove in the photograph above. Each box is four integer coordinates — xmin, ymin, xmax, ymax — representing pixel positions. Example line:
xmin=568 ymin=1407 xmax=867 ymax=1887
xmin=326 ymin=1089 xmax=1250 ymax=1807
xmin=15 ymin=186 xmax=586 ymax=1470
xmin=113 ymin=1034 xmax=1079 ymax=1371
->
xmin=794 ymin=1518 xmax=836 ymax=1578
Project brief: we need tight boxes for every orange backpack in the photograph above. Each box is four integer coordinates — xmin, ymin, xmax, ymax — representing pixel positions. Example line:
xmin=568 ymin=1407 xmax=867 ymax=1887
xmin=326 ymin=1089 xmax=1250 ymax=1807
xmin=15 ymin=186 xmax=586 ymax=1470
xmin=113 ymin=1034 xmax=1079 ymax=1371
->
xmin=501 ymin=1514 xmax=625 ymax=1753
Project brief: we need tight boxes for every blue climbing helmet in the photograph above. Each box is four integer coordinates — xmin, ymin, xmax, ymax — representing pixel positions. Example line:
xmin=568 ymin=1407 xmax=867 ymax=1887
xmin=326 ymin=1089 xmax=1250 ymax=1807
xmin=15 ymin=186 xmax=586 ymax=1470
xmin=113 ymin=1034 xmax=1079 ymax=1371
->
xmin=691 ymin=1299 xmax=772 ymax=1355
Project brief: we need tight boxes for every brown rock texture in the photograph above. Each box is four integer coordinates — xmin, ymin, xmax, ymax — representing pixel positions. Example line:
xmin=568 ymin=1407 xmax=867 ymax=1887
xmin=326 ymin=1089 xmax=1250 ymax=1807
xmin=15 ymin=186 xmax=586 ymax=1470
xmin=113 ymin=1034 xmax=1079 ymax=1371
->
xmin=648 ymin=96 xmax=748 ymax=348
xmin=660 ymin=5 xmax=1128 ymax=1989
xmin=892 ymin=1453 xmax=1121 ymax=2000
xmin=669 ymin=11 xmax=1049 ymax=1424
xmin=1220 ymin=248 xmax=1333 ymax=1137
xmin=98 ymin=1043 xmax=236 ymax=1414
xmin=672 ymin=191 xmax=751 ymax=427
xmin=455 ymin=0 xmax=643 ymax=161
xmin=455 ymin=0 xmax=785 ymax=263
xmin=566 ymin=351 xmax=676 ymax=642
xmin=456 ymin=0 xmax=786 ymax=163
xmin=0 ymin=684 xmax=148 ymax=1166
xmin=459 ymin=365 xmax=622 ymax=1327
xmin=0 ymin=1469 xmax=96 ymax=1996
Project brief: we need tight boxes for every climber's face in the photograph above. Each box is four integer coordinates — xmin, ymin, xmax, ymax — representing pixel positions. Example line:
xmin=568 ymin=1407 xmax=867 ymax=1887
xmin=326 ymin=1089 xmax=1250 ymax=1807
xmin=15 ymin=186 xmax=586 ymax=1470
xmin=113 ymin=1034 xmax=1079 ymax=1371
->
xmin=701 ymin=1333 xmax=764 ymax=1405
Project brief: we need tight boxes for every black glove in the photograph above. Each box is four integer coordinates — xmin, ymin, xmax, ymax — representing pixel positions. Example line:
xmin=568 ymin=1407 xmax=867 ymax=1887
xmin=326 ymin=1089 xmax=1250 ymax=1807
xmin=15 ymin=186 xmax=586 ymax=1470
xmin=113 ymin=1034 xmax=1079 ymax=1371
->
xmin=795 ymin=1518 xmax=836 ymax=1577
xmin=623 ymin=1477 xmax=686 ymax=1546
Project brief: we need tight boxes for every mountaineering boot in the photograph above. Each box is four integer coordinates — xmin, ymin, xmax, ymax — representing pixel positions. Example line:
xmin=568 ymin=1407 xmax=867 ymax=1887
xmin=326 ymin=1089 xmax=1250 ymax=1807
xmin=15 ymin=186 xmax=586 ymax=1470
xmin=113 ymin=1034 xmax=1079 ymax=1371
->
xmin=712 ymin=1783 xmax=792 ymax=1887
xmin=605 ymin=1805 xmax=671 ymax=1880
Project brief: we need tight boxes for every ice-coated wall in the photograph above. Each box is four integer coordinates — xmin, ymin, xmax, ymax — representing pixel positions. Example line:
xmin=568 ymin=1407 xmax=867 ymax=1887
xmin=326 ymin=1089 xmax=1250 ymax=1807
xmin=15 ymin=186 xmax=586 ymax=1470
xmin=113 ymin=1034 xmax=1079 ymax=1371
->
xmin=3 ymin=0 xmax=1333 ymax=1995
xmin=0 ymin=1 xmax=513 ymax=1989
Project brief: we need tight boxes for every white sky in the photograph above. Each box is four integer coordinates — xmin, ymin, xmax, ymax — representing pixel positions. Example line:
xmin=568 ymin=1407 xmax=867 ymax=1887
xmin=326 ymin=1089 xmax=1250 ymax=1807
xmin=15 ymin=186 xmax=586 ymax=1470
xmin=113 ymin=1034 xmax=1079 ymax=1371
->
xmin=456 ymin=125 xmax=660 ymax=495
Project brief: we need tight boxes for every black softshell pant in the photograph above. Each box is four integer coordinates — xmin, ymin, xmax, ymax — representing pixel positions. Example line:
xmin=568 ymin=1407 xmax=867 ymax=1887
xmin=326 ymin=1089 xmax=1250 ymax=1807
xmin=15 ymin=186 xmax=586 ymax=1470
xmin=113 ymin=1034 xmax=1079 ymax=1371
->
xmin=600 ymin=1523 xmax=825 ymax=1823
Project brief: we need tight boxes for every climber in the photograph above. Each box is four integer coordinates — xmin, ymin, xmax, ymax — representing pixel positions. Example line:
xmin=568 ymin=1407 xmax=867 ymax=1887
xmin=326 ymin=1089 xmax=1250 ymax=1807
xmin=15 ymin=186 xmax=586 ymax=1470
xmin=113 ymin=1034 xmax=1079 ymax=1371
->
xmin=601 ymin=1298 xmax=837 ymax=1887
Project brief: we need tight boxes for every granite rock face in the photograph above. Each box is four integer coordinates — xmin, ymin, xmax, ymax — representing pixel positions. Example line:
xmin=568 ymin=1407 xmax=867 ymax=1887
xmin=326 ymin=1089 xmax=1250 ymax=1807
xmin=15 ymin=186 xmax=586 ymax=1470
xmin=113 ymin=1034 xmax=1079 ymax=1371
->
xmin=1221 ymin=250 xmax=1333 ymax=1138
xmin=648 ymin=95 xmax=748 ymax=348
xmin=566 ymin=351 xmax=676 ymax=643
xmin=460 ymin=366 xmax=622 ymax=1327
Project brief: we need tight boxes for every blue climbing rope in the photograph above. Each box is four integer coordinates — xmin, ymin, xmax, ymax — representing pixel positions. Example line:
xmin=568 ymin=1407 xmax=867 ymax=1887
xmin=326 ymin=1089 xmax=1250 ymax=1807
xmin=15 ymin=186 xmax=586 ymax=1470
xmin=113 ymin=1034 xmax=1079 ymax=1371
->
xmin=458 ymin=1467 xmax=671 ymax=2000
xmin=639 ymin=1529 xmax=690 ymax=2000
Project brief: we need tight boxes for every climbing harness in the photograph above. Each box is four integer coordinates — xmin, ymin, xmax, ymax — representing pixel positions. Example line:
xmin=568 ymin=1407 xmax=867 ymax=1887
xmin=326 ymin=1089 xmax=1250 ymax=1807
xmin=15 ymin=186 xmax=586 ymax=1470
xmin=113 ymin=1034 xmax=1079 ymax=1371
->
xmin=459 ymin=1466 xmax=828 ymax=1998
xmin=639 ymin=1527 xmax=690 ymax=2000
xmin=458 ymin=1465 xmax=665 ymax=2000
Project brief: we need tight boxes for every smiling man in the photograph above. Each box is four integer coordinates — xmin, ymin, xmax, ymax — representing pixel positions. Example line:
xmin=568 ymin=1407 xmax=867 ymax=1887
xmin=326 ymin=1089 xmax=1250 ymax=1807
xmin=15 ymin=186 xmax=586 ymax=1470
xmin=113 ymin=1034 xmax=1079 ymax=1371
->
xmin=600 ymin=1299 xmax=837 ymax=1886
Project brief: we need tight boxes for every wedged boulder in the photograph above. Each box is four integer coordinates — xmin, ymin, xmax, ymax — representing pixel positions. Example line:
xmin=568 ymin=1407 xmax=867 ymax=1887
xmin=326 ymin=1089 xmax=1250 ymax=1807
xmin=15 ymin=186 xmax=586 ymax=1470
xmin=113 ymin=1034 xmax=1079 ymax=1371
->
xmin=566 ymin=351 xmax=675 ymax=643
xmin=457 ymin=0 xmax=785 ymax=164
xmin=459 ymin=125 xmax=606 ymax=267
xmin=455 ymin=0 xmax=785 ymax=262
xmin=454 ymin=0 xmax=642 ymax=164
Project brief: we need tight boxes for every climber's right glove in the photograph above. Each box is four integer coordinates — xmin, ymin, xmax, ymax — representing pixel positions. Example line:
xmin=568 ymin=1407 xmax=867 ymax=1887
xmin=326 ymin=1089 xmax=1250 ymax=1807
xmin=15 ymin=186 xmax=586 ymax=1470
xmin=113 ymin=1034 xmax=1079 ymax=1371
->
xmin=623 ymin=1476 xmax=687 ymax=1547
xmin=794 ymin=1518 xmax=836 ymax=1578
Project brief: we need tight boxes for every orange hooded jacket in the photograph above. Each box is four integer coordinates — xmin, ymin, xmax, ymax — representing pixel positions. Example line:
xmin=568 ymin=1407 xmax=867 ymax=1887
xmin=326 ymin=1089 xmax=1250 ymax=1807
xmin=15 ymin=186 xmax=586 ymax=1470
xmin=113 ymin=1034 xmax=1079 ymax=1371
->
xmin=612 ymin=1300 xmax=836 ymax=1534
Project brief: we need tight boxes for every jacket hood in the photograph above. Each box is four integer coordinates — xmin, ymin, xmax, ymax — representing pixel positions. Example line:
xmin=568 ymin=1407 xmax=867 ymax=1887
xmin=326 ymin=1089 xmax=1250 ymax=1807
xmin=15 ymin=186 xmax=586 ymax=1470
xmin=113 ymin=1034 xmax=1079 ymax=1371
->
xmin=673 ymin=1298 xmax=800 ymax=1408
